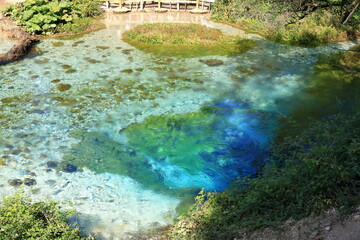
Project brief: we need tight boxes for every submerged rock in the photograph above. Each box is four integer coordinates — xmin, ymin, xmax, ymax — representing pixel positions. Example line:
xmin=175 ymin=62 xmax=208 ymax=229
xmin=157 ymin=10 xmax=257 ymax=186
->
xmin=8 ymin=179 xmax=23 ymax=186
xmin=121 ymin=69 xmax=133 ymax=74
xmin=57 ymin=84 xmax=71 ymax=91
xmin=62 ymin=163 xmax=77 ymax=173
xmin=96 ymin=46 xmax=109 ymax=50
xmin=61 ymin=64 xmax=72 ymax=69
xmin=35 ymin=58 xmax=50 ymax=64
xmin=52 ymin=42 xmax=64 ymax=47
xmin=47 ymin=161 xmax=58 ymax=168
xmin=84 ymin=57 xmax=101 ymax=63
xmin=65 ymin=69 xmax=77 ymax=74
xmin=23 ymin=178 xmax=37 ymax=186
xmin=200 ymin=59 xmax=224 ymax=67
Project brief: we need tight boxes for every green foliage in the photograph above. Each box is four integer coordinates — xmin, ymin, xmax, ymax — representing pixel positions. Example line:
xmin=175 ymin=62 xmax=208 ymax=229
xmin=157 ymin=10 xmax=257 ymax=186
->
xmin=170 ymin=112 xmax=360 ymax=239
xmin=211 ymin=0 xmax=359 ymax=46
xmin=58 ymin=17 xmax=91 ymax=33
xmin=71 ymin=0 xmax=102 ymax=17
xmin=0 ymin=192 xmax=87 ymax=239
xmin=123 ymin=23 xmax=256 ymax=57
xmin=2 ymin=0 xmax=101 ymax=35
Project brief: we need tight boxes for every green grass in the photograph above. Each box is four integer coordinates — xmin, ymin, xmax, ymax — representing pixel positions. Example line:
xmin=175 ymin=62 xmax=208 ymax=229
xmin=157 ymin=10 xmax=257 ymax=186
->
xmin=123 ymin=23 xmax=256 ymax=57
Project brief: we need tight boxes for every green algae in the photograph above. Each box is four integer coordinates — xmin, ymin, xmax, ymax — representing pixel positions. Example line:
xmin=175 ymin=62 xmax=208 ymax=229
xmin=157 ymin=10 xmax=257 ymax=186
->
xmin=122 ymin=111 xmax=223 ymax=174
xmin=123 ymin=41 xmax=256 ymax=58
xmin=62 ymin=130 xmax=199 ymax=198
xmin=61 ymin=109 xmax=228 ymax=198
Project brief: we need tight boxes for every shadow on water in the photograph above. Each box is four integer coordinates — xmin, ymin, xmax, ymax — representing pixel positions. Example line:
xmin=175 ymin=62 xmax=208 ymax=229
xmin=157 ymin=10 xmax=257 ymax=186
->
xmin=276 ymin=46 xmax=360 ymax=140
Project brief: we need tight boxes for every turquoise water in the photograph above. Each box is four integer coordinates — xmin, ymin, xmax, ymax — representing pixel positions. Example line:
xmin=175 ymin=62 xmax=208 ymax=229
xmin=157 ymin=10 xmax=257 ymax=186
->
xmin=0 ymin=12 xmax=359 ymax=239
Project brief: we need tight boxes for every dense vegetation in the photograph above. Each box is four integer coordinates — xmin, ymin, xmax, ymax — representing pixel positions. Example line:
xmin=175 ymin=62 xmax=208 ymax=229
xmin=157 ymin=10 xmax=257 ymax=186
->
xmin=212 ymin=0 xmax=360 ymax=46
xmin=0 ymin=192 xmax=89 ymax=239
xmin=123 ymin=23 xmax=256 ymax=57
xmin=170 ymin=46 xmax=360 ymax=239
xmin=2 ymin=0 xmax=102 ymax=34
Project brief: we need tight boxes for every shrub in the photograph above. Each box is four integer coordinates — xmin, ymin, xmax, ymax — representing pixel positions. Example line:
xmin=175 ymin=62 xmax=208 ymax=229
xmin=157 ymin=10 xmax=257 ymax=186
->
xmin=0 ymin=192 xmax=89 ymax=239
xmin=2 ymin=0 xmax=102 ymax=35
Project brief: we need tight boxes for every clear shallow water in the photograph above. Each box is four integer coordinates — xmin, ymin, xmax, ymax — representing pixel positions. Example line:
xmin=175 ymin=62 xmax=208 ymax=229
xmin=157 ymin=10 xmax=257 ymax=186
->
xmin=0 ymin=12 xmax=359 ymax=239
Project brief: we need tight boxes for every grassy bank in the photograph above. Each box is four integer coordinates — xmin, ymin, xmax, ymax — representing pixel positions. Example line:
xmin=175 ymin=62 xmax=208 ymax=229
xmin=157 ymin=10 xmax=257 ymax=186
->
xmin=211 ymin=0 xmax=359 ymax=47
xmin=123 ymin=23 xmax=256 ymax=57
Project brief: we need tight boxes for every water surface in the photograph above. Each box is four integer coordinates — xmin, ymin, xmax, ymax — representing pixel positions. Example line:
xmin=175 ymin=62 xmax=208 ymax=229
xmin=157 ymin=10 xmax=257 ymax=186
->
xmin=0 ymin=12 xmax=358 ymax=239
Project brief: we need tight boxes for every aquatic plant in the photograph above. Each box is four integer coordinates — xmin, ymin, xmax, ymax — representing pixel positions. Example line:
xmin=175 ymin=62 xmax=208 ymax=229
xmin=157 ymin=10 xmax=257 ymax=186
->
xmin=123 ymin=23 xmax=256 ymax=57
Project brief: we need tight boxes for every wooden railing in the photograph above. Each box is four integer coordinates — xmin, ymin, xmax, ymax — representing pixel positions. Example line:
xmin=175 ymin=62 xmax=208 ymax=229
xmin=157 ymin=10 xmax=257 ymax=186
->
xmin=100 ymin=0 xmax=215 ymax=11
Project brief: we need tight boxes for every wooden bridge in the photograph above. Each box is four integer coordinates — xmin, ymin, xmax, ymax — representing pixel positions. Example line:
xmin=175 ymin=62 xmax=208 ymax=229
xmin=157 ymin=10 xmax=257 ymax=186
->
xmin=101 ymin=0 xmax=215 ymax=13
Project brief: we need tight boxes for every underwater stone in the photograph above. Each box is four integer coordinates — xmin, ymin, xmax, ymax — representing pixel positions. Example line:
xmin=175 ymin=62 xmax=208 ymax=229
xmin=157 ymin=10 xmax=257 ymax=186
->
xmin=34 ymin=58 xmax=50 ymax=64
xmin=51 ymin=79 xmax=61 ymax=83
xmin=47 ymin=161 xmax=58 ymax=168
xmin=96 ymin=46 xmax=109 ymax=50
xmin=121 ymin=69 xmax=133 ymax=74
xmin=11 ymin=149 xmax=22 ymax=155
xmin=52 ymin=42 xmax=64 ymax=47
xmin=62 ymin=163 xmax=77 ymax=173
xmin=45 ymin=179 xmax=56 ymax=185
xmin=65 ymin=69 xmax=77 ymax=74
xmin=0 ymin=158 xmax=7 ymax=165
xmin=122 ymin=49 xmax=134 ymax=55
xmin=62 ymin=64 xmax=72 ymax=69
xmin=23 ymin=178 xmax=37 ymax=186
xmin=199 ymin=59 xmax=224 ymax=67
xmin=72 ymin=40 xmax=85 ymax=47
xmin=84 ymin=57 xmax=101 ymax=63
xmin=57 ymin=84 xmax=71 ymax=91
xmin=236 ymin=66 xmax=254 ymax=75
xmin=30 ymin=109 xmax=45 ymax=114
xmin=8 ymin=179 xmax=23 ymax=186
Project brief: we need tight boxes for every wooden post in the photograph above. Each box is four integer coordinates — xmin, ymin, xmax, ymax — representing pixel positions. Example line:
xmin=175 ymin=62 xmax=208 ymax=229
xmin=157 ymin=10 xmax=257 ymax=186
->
xmin=158 ymin=0 xmax=161 ymax=8
xmin=196 ymin=0 xmax=199 ymax=9
xmin=119 ymin=0 xmax=123 ymax=7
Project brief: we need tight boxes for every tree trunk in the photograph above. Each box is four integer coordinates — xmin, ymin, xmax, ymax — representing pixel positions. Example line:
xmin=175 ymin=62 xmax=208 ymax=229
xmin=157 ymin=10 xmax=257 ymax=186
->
xmin=342 ymin=0 xmax=360 ymax=24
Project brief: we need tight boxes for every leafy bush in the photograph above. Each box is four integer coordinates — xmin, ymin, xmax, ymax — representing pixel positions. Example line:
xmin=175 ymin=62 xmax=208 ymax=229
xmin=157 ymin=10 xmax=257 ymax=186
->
xmin=59 ymin=17 xmax=91 ymax=33
xmin=71 ymin=0 xmax=102 ymax=17
xmin=2 ymin=0 xmax=102 ymax=35
xmin=0 ymin=192 xmax=89 ymax=239
xmin=170 ymin=112 xmax=360 ymax=239
xmin=211 ymin=0 xmax=359 ymax=46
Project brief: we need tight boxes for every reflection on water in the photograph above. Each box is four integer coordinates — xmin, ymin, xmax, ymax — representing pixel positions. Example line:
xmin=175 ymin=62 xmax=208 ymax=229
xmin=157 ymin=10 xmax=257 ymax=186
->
xmin=0 ymin=12 xmax=358 ymax=239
